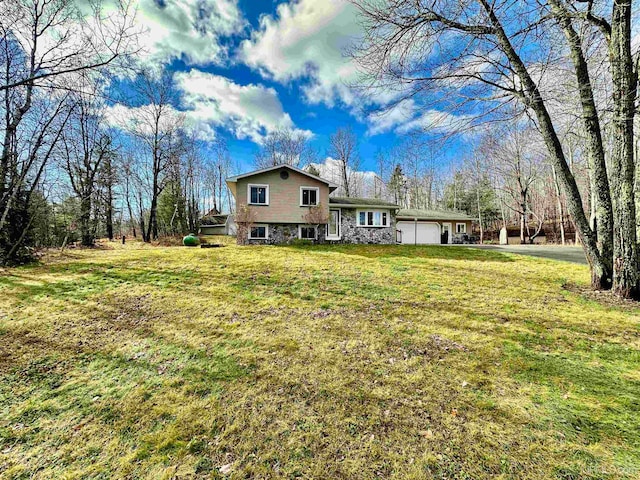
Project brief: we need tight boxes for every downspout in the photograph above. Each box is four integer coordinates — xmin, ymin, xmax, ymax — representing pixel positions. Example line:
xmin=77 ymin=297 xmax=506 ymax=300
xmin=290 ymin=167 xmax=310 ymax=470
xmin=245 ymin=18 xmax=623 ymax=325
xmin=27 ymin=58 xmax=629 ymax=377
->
xmin=414 ymin=217 xmax=417 ymax=245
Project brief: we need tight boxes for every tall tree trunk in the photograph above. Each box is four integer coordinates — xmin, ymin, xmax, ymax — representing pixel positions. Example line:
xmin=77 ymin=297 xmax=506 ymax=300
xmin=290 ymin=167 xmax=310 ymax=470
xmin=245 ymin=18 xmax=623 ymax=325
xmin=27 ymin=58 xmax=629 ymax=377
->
xmin=147 ymin=193 xmax=158 ymax=241
xmin=105 ymin=160 xmax=114 ymax=241
xmin=79 ymin=195 xmax=93 ymax=246
xmin=609 ymin=0 xmax=640 ymax=298
xmin=139 ymin=192 xmax=149 ymax=243
xmin=476 ymin=185 xmax=484 ymax=244
xmin=478 ymin=0 xmax=610 ymax=289
xmin=519 ymin=190 xmax=527 ymax=244
xmin=147 ymin=172 xmax=159 ymax=242
xmin=106 ymin=188 xmax=114 ymax=241
xmin=126 ymin=192 xmax=136 ymax=238
xmin=635 ymin=136 xmax=640 ymax=240
xmin=549 ymin=0 xmax=613 ymax=272
xmin=341 ymin=160 xmax=350 ymax=197
xmin=589 ymin=176 xmax=598 ymax=233
xmin=218 ymin=165 xmax=223 ymax=213
xmin=147 ymin=195 xmax=157 ymax=241
xmin=552 ymin=165 xmax=566 ymax=245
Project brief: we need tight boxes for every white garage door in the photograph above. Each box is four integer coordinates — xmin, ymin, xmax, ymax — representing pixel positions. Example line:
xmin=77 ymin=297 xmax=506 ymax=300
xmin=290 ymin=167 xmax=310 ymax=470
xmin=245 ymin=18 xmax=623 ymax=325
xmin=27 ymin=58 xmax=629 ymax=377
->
xmin=397 ymin=221 xmax=441 ymax=245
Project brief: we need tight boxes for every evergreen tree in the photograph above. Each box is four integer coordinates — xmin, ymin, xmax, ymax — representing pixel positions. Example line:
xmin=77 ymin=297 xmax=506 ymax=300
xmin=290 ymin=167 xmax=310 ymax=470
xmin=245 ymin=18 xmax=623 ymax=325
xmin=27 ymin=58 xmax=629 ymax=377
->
xmin=388 ymin=164 xmax=406 ymax=207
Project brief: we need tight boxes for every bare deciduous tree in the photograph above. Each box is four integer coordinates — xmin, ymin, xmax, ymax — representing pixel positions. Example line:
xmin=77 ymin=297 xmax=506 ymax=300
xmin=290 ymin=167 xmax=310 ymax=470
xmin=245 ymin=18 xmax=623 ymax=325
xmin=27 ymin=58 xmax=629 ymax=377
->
xmin=303 ymin=203 xmax=329 ymax=241
xmin=0 ymin=0 xmax=136 ymax=262
xmin=481 ymin=125 xmax=543 ymax=244
xmin=205 ymin=139 xmax=232 ymax=214
xmin=60 ymin=87 xmax=113 ymax=246
xmin=234 ymin=204 xmax=256 ymax=246
xmin=351 ymin=0 xmax=639 ymax=297
xmin=327 ymin=126 xmax=359 ymax=197
xmin=255 ymin=128 xmax=315 ymax=169
xmin=123 ymin=73 xmax=186 ymax=242
xmin=99 ymin=149 xmax=117 ymax=241
xmin=0 ymin=0 xmax=136 ymax=93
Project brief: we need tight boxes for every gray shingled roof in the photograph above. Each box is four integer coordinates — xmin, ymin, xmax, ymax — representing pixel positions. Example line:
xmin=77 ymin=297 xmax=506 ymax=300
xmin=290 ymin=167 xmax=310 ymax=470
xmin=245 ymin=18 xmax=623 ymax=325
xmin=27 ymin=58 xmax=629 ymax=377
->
xmin=396 ymin=209 xmax=474 ymax=221
xmin=226 ymin=164 xmax=338 ymax=189
xmin=200 ymin=214 xmax=228 ymax=226
xmin=329 ymin=197 xmax=399 ymax=208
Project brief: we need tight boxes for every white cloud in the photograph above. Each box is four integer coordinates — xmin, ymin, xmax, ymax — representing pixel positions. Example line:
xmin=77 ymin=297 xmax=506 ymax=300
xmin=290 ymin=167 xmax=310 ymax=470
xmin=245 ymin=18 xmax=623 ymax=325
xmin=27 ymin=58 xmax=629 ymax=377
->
xmin=105 ymin=70 xmax=310 ymax=144
xmin=104 ymin=102 xmax=191 ymax=135
xmin=365 ymin=99 xmax=472 ymax=136
xmin=129 ymin=0 xmax=244 ymax=66
xmin=396 ymin=110 xmax=472 ymax=135
xmin=366 ymin=100 xmax=418 ymax=135
xmin=174 ymin=69 xmax=311 ymax=143
xmin=239 ymin=0 xmax=360 ymax=107
xmin=309 ymin=157 xmax=382 ymax=198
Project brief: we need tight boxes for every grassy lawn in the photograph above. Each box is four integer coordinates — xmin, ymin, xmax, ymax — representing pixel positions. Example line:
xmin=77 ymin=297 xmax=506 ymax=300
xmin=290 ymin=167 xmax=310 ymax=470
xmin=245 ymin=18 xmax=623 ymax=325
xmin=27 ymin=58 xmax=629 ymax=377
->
xmin=0 ymin=241 xmax=639 ymax=479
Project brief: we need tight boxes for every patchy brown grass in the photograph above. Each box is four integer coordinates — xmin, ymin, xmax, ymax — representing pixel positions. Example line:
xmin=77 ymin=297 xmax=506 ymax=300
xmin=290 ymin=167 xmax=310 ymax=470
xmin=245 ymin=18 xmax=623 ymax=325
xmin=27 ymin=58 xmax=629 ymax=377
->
xmin=0 ymin=242 xmax=639 ymax=479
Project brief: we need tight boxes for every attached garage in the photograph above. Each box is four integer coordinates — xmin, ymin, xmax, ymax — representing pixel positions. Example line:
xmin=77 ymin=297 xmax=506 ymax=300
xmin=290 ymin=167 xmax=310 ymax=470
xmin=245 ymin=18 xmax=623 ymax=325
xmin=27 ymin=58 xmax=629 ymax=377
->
xmin=397 ymin=221 xmax=441 ymax=245
xmin=396 ymin=209 xmax=475 ymax=245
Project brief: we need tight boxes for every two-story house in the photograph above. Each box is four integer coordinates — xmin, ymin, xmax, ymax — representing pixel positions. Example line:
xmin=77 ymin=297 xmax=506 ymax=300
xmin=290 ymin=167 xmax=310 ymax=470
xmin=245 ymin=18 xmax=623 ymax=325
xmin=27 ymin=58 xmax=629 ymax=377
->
xmin=225 ymin=164 xmax=475 ymax=245
xmin=226 ymin=165 xmax=400 ymax=244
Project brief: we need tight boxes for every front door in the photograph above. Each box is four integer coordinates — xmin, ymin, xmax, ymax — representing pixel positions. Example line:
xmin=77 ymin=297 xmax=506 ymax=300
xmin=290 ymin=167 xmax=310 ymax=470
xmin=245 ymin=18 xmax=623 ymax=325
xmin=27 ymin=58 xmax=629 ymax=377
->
xmin=442 ymin=223 xmax=452 ymax=244
xmin=327 ymin=209 xmax=341 ymax=240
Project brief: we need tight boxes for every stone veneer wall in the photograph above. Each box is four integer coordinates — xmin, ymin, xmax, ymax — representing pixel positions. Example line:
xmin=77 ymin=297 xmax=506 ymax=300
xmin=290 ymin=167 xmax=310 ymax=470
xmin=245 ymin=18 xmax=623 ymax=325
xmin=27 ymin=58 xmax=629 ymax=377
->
xmin=244 ymin=224 xmax=327 ymax=245
xmin=336 ymin=208 xmax=396 ymax=244
xmin=241 ymin=209 xmax=396 ymax=245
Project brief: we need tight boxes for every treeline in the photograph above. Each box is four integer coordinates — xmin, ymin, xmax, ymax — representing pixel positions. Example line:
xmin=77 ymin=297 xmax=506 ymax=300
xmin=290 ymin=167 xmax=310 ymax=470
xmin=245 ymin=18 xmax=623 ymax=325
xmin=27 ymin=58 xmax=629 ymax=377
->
xmin=0 ymin=0 xmax=234 ymax=263
xmin=5 ymin=0 xmax=640 ymax=299
xmin=352 ymin=0 xmax=640 ymax=297
xmin=376 ymin=123 xmax=587 ymax=246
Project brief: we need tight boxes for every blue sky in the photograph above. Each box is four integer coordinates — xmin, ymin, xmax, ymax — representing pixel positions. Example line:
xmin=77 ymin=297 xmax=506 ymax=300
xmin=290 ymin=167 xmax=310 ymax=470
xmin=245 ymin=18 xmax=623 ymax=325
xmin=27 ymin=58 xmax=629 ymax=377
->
xmin=108 ymin=0 xmax=469 ymax=174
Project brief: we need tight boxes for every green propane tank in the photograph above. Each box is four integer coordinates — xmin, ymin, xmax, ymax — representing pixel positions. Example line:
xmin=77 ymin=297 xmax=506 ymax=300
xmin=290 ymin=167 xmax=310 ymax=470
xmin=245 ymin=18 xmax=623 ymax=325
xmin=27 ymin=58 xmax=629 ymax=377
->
xmin=183 ymin=233 xmax=200 ymax=247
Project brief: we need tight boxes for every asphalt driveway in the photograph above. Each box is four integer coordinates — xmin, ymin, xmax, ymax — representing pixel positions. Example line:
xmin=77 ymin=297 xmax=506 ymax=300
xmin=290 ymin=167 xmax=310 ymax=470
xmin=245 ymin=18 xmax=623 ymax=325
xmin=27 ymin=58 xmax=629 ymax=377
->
xmin=462 ymin=244 xmax=587 ymax=265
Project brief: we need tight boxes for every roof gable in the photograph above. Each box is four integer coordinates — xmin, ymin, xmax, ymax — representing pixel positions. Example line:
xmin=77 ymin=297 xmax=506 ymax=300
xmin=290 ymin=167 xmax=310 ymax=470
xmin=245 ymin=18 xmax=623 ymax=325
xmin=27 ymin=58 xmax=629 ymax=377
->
xmin=226 ymin=164 xmax=338 ymax=189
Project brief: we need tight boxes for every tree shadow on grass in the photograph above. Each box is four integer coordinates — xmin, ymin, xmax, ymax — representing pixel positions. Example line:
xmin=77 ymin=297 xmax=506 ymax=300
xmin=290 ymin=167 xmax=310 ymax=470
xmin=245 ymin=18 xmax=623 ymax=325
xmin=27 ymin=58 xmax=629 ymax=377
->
xmin=285 ymin=244 xmax=515 ymax=262
xmin=0 ymin=311 xmax=249 ymax=478
xmin=0 ymin=263 xmax=202 ymax=302
xmin=503 ymin=343 xmax=640 ymax=452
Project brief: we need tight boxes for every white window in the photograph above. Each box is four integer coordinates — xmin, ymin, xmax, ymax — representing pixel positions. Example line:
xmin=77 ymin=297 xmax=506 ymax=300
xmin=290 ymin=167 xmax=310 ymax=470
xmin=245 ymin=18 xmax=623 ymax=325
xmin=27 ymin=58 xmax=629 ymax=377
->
xmin=249 ymin=225 xmax=268 ymax=239
xmin=357 ymin=210 xmax=389 ymax=227
xmin=300 ymin=187 xmax=319 ymax=206
xmin=299 ymin=225 xmax=317 ymax=240
xmin=248 ymin=184 xmax=269 ymax=205
xmin=456 ymin=223 xmax=467 ymax=234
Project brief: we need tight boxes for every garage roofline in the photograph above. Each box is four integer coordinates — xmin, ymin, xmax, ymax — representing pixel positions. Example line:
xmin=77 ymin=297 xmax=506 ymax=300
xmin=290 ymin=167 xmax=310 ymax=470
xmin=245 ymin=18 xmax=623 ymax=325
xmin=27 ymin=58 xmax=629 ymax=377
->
xmin=396 ymin=216 xmax=472 ymax=222
xmin=330 ymin=203 xmax=400 ymax=209
xmin=396 ymin=208 xmax=474 ymax=222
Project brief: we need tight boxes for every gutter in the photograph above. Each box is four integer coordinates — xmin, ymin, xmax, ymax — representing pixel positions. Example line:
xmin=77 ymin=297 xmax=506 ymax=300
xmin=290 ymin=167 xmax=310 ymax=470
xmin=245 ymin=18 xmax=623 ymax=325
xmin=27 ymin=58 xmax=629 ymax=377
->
xmin=330 ymin=204 xmax=400 ymax=209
